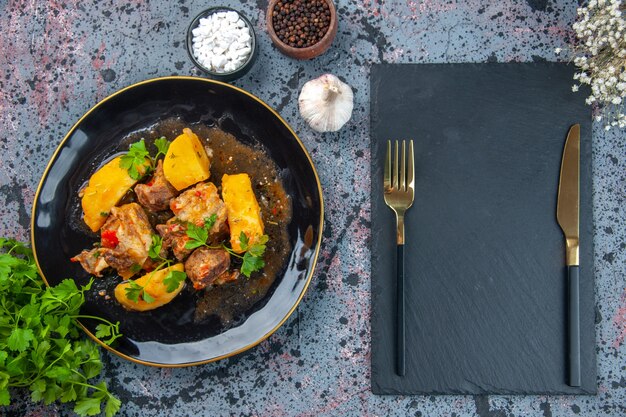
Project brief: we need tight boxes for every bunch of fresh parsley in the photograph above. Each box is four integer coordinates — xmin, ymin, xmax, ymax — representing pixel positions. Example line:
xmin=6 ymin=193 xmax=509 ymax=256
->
xmin=0 ymin=238 xmax=122 ymax=416
xmin=119 ymin=137 xmax=170 ymax=180
xmin=184 ymin=215 xmax=269 ymax=277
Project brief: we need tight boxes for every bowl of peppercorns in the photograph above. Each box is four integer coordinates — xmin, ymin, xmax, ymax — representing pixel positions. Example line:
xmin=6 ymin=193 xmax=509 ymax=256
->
xmin=267 ymin=0 xmax=337 ymax=60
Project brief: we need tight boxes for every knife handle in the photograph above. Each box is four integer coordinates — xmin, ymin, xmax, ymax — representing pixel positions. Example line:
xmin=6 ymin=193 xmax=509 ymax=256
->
xmin=396 ymin=244 xmax=405 ymax=376
xmin=568 ymin=265 xmax=581 ymax=387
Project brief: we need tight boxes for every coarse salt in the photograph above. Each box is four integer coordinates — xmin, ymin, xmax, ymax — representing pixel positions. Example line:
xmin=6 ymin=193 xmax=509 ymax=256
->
xmin=192 ymin=11 xmax=253 ymax=74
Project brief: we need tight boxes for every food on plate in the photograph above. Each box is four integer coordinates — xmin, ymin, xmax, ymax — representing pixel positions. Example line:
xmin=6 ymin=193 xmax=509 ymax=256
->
xmin=135 ymin=159 xmax=179 ymax=211
xmin=73 ymin=126 xmax=280 ymax=313
xmin=72 ymin=203 xmax=154 ymax=279
xmin=80 ymin=155 xmax=151 ymax=232
xmin=114 ymin=263 xmax=186 ymax=311
xmin=156 ymin=182 xmax=228 ymax=260
xmin=168 ymin=182 xmax=228 ymax=232
xmin=184 ymin=247 xmax=231 ymax=290
xmin=70 ymin=247 xmax=109 ymax=278
xmin=221 ymin=173 xmax=265 ymax=253
xmin=97 ymin=203 xmax=154 ymax=278
xmin=163 ymin=128 xmax=211 ymax=190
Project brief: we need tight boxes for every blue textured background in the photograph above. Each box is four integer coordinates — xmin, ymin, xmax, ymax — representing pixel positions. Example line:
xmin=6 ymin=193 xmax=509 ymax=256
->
xmin=0 ymin=0 xmax=624 ymax=416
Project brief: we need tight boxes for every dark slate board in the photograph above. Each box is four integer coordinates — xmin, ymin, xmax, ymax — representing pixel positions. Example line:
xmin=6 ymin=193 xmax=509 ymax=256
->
xmin=370 ymin=63 xmax=596 ymax=395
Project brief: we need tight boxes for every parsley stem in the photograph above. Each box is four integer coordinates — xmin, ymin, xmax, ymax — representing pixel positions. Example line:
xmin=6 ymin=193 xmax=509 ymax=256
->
xmin=0 ymin=300 xmax=14 ymax=322
xmin=71 ymin=315 xmax=119 ymax=328
xmin=70 ymin=376 xmax=114 ymax=397
xmin=200 ymin=243 xmax=244 ymax=259
xmin=126 ymin=260 xmax=171 ymax=302
xmin=25 ymin=349 xmax=72 ymax=386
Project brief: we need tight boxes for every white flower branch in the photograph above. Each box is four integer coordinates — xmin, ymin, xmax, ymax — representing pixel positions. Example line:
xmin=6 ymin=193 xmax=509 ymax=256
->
xmin=558 ymin=0 xmax=626 ymax=130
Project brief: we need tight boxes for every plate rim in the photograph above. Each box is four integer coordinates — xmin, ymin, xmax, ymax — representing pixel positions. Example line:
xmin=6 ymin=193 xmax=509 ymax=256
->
xmin=29 ymin=75 xmax=324 ymax=367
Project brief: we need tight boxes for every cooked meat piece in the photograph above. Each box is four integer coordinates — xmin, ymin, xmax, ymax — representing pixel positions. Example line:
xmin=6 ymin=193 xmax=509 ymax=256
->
xmin=97 ymin=203 xmax=154 ymax=279
xmin=169 ymin=182 xmax=228 ymax=237
xmin=156 ymin=222 xmax=192 ymax=261
xmin=98 ymin=247 xmax=135 ymax=273
xmin=156 ymin=182 xmax=229 ymax=261
xmin=135 ymin=160 xmax=179 ymax=212
xmin=214 ymin=269 xmax=240 ymax=286
xmin=184 ymin=248 xmax=230 ymax=289
xmin=70 ymin=248 xmax=109 ymax=277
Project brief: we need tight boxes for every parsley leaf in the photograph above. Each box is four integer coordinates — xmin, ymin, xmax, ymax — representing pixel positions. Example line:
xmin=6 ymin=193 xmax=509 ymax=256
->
xmin=239 ymin=231 xmax=249 ymax=251
xmin=74 ymin=396 xmax=103 ymax=416
xmin=7 ymin=328 xmax=34 ymax=352
xmin=163 ymin=270 xmax=187 ymax=292
xmin=204 ymin=214 xmax=217 ymax=230
xmin=0 ymin=389 xmax=10 ymax=406
xmin=95 ymin=324 xmax=111 ymax=340
xmin=247 ymin=234 xmax=268 ymax=258
xmin=185 ymin=222 xmax=209 ymax=249
xmin=124 ymin=281 xmax=142 ymax=303
xmin=154 ymin=136 xmax=170 ymax=160
xmin=141 ymin=291 xmax=155 ymax=304
xmin=148 ymin=234 xmax=163 ymax=261
xmin=238 ymin=234 xmax=269 ymax=277
xmin=105 ymin=395 xmax=122 ymax=417
xmin=119 ymin=139 xmax=150 ymax=180
xmin=241 ymin=251 xmax=266 ymax=277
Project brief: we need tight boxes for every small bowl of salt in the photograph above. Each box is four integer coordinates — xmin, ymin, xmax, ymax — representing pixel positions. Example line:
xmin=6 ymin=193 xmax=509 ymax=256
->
xmin=186 ymin=7 xmax=258 ymax=82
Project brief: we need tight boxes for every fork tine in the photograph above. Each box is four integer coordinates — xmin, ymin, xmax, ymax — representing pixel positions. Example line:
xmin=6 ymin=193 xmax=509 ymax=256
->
xmin=400 ymin=140 xmax=406 ymax=191
xmin=384 ymin=140 xmax=391 ymax=189
xmin=408 ymin=140 xmax=415 ymax=190
xmin=393 ymin=140 xmax=399 ymax=190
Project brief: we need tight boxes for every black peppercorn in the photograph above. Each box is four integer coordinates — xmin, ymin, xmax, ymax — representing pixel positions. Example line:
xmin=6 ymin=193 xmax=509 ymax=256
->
xmin=272 ymin=0 xmax=332 ymax=48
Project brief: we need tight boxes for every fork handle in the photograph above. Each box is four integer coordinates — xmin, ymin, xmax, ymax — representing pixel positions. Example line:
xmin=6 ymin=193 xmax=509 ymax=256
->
xmin=396 ymin=244 xmax=405 ymax=376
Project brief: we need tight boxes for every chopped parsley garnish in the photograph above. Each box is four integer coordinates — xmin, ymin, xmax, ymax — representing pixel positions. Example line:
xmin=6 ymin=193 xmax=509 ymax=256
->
xmin=163 ymin=270 xmax=187 ymax=292
xmin=119 ymin=139 xmax=150 ymax=180
xmin=184 ymin=219 xmax=268 ymax=278
xmin=124 ymin=235 xmax=187 ymax=303
xmin=184 ymin=222 xmax=209 ymax=250
xmin=119 ymin=136 xmax=172 ymax=180
xmin=154 ymin=136 xmax=170 ymax=160
xmin=148 ymin=234 xmax=163 ymax=260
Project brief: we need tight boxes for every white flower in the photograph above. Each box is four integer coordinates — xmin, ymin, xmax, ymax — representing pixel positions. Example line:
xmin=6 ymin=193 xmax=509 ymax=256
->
xmin=570 ymin=0 xmax=626 ymax=130
xmin=555 ymin=47 xmax=562 ymax=54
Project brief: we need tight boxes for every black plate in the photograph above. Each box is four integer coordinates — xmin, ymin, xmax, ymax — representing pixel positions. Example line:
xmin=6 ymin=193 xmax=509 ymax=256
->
xmin=30 ymin=77 xmax=323 ymax=366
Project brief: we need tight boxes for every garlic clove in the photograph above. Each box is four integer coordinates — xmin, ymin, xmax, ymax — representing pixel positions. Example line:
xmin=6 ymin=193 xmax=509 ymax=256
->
xmin=298 ymin=74 xmax=354 ymax=132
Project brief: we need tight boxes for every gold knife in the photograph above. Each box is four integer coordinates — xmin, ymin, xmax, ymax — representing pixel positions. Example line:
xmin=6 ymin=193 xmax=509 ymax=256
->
xmin=556 ymin=124 xmax=581 ymax=387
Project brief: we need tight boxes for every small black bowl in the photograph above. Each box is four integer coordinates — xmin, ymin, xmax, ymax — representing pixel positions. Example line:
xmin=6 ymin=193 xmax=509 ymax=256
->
xmin=186 ymin=7 xmax=258 ymax=82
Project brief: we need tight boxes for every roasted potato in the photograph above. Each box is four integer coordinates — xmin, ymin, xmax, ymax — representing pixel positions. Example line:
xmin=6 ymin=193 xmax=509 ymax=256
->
xmin=81 ymin=156 xmax=150 ymax=232
xmin=114 ymin=263 xmax=185 ymax=311
xmin=221 ymin=173 xmax=264 ymax=253
xmin=163 ymin=128 xmax=211 ymax=191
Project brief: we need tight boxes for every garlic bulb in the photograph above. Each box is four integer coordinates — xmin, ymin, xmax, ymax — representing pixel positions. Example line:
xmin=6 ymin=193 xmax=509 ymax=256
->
xmin=298 ymin=74 xmax=354 ymax=132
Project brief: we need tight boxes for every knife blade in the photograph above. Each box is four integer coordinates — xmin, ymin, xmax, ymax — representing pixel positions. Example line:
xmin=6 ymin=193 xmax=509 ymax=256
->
xmin=556 ymin=123 xmax=581 ymax=387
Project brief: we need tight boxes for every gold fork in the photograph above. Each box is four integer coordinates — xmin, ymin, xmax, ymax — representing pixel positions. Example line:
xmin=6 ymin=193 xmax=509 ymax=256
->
xmin=383 ymin=139 xmax=415 ymax=377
